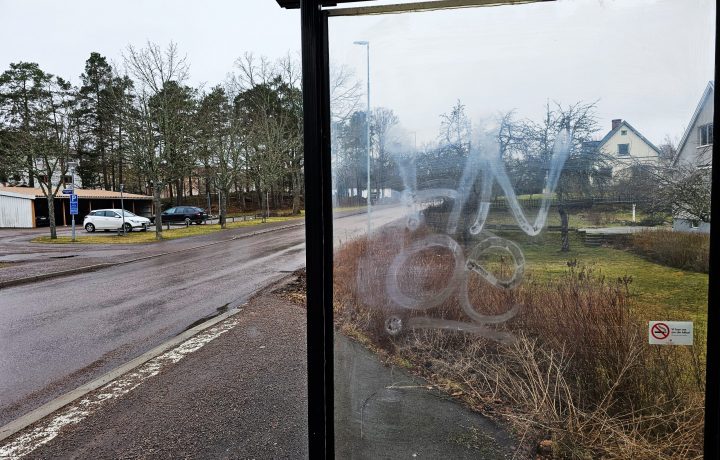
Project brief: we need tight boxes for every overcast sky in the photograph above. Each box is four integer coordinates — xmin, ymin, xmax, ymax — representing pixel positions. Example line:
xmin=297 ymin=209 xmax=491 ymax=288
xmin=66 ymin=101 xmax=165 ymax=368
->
xmin=0 ymin=0 xmax=715 ymax=145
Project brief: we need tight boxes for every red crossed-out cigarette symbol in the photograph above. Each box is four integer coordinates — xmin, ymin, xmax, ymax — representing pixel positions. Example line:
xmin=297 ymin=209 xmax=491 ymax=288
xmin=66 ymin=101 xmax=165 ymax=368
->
xmin=651 ymin=323 xmax=670 ymax=340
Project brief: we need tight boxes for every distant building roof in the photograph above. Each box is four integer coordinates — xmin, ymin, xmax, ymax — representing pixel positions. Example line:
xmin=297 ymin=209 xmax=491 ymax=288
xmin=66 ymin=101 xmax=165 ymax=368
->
xmin=596 ymin=120 xmax=662 ymax=156
xmin=0 ymin=189 xmax=36 ymax=200
xmin=0 ymin=187 xmax=152 ymax=200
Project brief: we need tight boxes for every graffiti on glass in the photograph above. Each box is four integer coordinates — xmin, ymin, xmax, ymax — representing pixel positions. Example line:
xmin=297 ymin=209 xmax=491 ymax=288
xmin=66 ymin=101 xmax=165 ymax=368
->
xmin=363 ymin=129 xmax=571 ymax=345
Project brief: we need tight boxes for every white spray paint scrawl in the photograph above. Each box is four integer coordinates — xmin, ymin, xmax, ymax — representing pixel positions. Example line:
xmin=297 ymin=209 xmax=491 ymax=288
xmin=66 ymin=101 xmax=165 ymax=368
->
xmin=364 ymin=128 xmax=572 ymax=345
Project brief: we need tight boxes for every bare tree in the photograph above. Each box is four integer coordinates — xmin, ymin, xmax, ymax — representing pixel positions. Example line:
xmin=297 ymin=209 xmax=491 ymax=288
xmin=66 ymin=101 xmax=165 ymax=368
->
xmin=197 ymin=86 xmax=245 ymax=228
xmin=371 ymin=107 xmax=399 ymax=197
xmin=0 ymin=63 xmax=78 ymax=238
xmin=496 ymin=101 xmax=603 ymax=251
xmin=36 ymin=77 xmax=78 ymax=239
xmin=330 ymin=63 xmax=362 ymax=124
xmin=231 ymin=53 xmax=303 ymax=215
xmin=123 ymin=41 xmax=190 ymax=239
xmin=641 ymin=163 xmax=711 ymax=224
xmin=124 ymin=42 xmax=189 ymax=95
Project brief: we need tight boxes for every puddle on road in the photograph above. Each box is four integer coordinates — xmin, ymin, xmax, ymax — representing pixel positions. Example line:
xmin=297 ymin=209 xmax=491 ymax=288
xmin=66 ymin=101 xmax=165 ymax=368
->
xmin=49 ymin=255 xmax=78 ymax=259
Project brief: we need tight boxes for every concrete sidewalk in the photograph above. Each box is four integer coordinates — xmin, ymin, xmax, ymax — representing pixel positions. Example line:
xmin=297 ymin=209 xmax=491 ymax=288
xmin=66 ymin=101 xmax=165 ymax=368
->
xmin=0 ymin=275 xmax=517 ymax=459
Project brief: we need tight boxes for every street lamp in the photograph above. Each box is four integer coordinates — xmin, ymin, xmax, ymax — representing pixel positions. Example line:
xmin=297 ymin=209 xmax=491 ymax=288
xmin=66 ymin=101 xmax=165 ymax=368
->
xmin=353 ymin=40 xmax=371 ymax=236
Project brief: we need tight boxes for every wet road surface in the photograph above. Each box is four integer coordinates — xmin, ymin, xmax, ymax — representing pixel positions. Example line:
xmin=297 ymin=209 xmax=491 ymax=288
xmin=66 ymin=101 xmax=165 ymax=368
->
xmin=0 ymin=207 xmax=401 ymax=426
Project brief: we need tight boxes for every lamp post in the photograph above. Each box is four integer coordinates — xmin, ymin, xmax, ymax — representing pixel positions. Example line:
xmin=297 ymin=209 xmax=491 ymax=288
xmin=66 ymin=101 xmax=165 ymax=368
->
xmin=354 ymin=40 xmax=371 ymax=236
xmin=120 ymin=183 xmax=126 ymax=235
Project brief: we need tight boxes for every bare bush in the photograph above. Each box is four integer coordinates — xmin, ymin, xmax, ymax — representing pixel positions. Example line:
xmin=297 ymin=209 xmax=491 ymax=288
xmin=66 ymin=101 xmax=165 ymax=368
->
xmin=629 ymin=229 xmax=709 ymax=273
xmin=334 ymin=227 xmax=705 ymax=458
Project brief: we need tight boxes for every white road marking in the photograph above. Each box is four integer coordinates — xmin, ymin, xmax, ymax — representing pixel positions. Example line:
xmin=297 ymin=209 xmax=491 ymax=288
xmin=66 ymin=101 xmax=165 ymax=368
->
xmin=0 ymin=317 xmax=241 ymax=459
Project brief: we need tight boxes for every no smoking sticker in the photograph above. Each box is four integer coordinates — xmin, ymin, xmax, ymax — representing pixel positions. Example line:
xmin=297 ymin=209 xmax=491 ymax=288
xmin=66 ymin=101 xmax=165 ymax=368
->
xmin=648 ymin=321 xmax=693 ymax=345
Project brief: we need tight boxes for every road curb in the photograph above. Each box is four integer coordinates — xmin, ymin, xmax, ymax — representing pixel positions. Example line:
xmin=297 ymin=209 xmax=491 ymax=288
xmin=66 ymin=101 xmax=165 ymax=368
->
xmin=0 ymin=222 xmax=305 ymax=290
xmin=0 ymin=302 xmax=245 ymax=444
xmin=0 ymin=263 xmax=115 ymax=290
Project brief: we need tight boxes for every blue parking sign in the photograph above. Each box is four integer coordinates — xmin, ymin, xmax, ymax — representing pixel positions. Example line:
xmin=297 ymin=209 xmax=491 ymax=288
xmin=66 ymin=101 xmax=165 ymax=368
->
xmin=70 ymin=194 xmax=78 ymax=215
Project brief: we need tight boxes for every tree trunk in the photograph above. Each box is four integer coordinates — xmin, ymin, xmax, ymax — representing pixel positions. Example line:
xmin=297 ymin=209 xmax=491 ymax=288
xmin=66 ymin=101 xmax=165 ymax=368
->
xmin=256 ymin=185 xmax=263 ymax=213
xmin=118 ymin=123 xmax=124 ymax=187
xmin=47 ymin=194 xmax=57 ymax=239
xmin=559 ymin=205 xmax=569 ymax=252
xmin=292 ymin=170 xmax=301 ymax=215
xmin=27 ymin=155 xmax=35 ymax=187
xmin=111 ymin=157 xmax=116 ymax=191
xmin=102 ymin=146 xmax=108 ymax=190
xmin=176 ymin=179 xmax=182 ymax=206
xmin=220 ymin=188 xmax=228 ymax=229
xmin=153 ymin=183 xmax=163 ymax=240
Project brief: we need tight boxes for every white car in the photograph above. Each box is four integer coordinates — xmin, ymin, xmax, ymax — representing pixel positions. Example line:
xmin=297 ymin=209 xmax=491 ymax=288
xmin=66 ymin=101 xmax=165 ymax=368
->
xmin=83 ymin=209 xmax=151 ymax=233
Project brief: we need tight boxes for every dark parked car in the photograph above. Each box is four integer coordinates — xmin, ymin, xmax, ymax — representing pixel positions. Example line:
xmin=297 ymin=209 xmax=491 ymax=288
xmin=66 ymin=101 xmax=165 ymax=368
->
xmin=151 ymin=206 xmax=208 ymax=225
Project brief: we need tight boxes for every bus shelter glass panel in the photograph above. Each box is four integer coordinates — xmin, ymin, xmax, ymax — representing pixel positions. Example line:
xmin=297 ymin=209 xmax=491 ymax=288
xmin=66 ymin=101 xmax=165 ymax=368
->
xmin=329 ymin=1 xmax=714 ymax=458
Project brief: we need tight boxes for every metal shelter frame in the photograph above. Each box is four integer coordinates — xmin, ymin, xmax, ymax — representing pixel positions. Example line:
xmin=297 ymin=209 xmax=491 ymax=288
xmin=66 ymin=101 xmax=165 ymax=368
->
xmin=275 ymin=1 xmax=720 ymax=458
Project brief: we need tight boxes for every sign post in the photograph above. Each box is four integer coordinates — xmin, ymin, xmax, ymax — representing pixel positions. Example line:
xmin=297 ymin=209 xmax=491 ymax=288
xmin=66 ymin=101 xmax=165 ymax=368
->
xmin=70 ymin=193 xmax=78 ymax=242
xmin=69 ymin=165 xmax=77 ymax=243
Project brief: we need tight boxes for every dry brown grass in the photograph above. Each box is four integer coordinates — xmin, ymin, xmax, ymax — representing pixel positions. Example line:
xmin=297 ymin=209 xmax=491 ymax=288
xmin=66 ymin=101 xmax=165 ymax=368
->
xmin=334 ymin=226 xmax=705 ymax=459
xmin=628 ymin=229 xmax=709 ymax=273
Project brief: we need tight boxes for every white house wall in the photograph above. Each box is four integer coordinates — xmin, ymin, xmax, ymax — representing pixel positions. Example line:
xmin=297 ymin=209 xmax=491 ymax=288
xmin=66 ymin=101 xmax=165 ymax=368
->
xmin=0 ymin=194 xmax=34 ymax=228
xmin=676 ymin=87 xmax=714 ymax=167
xmin=673 ymin=218 xmax=711 ymax=234
xmin=599 ymin=125 xmax=659 ymax=172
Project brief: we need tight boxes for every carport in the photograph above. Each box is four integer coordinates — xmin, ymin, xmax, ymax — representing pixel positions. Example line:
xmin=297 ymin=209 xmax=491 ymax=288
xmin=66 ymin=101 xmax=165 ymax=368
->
xmin=0 ymin=189 xmax=36 ymax=228
xmin=0 ymin=187 xmax=153 ymax=228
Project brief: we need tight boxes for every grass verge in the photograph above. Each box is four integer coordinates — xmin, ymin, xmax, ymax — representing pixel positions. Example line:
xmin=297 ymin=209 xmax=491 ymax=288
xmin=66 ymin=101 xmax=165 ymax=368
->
xmin=501 ymin=230 xmax=709 ymax=328
xmin=32 ymin=216 xmax=302 ymax=244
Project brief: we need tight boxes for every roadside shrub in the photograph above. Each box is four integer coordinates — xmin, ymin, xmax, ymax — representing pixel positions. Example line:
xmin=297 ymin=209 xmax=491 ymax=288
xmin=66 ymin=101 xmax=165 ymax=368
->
xmin=586 ymin=210 xmax=610 ymax=226
xmin=630 ymin=229 xmax=709 ymax=273
xmin=334 ymin=226 xmax=705 ymax=458
xmin=637 ymin=213 xmax=670 ymax=227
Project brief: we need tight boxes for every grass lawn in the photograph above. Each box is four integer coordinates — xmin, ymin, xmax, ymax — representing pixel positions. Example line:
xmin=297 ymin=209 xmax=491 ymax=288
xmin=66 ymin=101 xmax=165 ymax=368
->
xmin=225 ymin=216 xmax=302 ymax=228
xmin=32 ymin=215 xmax=303 ymax=244
xmin=483 ymin=208 xmax=667 ymax=228
xmin=484 ymin=211 xmax=595 ymax=227
xmin=226 ymin=209 xmax=305 ymax=218
xmin=332 ymin=205 xmax=366 ymax=212
xmin=498 ymin=230 xmax=709 ymax=338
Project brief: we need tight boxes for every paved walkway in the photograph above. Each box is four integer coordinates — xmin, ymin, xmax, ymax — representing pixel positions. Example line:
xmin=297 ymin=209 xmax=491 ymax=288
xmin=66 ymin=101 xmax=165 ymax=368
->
xmin=0 ymin=276 xmax=518 ymax=459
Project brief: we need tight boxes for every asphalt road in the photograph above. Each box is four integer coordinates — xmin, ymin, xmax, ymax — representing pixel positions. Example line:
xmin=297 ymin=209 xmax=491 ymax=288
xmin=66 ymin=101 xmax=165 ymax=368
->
xmin=0 ymin=206 xmax=402 ymax=427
